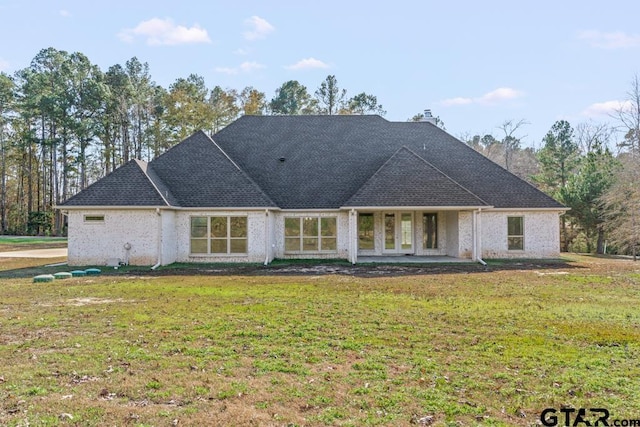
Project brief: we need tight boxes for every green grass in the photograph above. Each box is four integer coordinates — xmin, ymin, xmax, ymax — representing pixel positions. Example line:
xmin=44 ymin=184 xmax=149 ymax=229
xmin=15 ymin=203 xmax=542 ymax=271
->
xmin=0 ymin=236 xmax=67 ymax=252
xmin=1 ymin=256 xmax=639 ymax=425
xmin=0 ymin=236 xmax=67 ymax=245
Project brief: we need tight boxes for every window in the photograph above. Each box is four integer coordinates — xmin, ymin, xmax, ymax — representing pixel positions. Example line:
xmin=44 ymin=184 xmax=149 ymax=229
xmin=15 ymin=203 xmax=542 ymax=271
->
xmin=285 ymin=216 xmax=337 ymax=253
xmin=190 ymin=216 xmax=247 ymax=255
xmin=358 ymin=213 xmax=374 ymax=250
xmin=84 ymin=215 xmax=104 ymax=223
xmin=507 ymin=216 xmax=524 ymax=250
xmin=423 ymin=213 xmax=438 ymax=249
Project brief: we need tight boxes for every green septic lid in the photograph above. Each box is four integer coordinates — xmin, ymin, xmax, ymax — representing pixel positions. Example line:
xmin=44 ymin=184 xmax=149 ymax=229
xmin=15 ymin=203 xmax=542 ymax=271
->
xmin=71 ymin=270 xmax=86 ymax=277
xmin=33 ymin=274 xmax=55 ymax=283
xmin=53 ymin=272 xmax=73 ymax=279
xmin=84 ymin=268 xmax=102 ymax=275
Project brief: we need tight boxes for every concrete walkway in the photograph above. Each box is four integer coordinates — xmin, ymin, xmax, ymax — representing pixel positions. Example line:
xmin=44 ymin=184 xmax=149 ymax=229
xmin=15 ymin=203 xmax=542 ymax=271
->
xmin=0 ymin=248 xmax=68 ymax=258
xmin=358 ymin=255 xmax=472 ymax=263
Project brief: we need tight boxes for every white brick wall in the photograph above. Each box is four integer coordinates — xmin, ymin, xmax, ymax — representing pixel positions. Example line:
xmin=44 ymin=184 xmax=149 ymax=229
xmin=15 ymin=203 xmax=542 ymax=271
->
xmin=66 ymin=208 xmax=562 ymax=265
xmin=67 ymin=210 xmax=159 ymax=266
xmin=480 ymin=210 xmax=561 ymax=258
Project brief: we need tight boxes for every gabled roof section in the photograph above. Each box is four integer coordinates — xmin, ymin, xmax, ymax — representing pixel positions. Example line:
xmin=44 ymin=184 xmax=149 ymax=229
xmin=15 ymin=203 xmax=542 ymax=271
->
xmin=215 ymin=116 xmax=565 ymax=209
xmin=59 ymin=159 xmax=169 ymax=207
xmin=343 ymin=146 xmax=489 ymax=207
xmin=149 ymin=130 xmax=277 ymax=208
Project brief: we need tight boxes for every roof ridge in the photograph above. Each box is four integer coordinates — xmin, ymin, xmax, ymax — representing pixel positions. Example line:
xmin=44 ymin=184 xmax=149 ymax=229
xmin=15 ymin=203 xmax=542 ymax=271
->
xmin=133 ymin=159 xmax=172 ymax=207
xmin=345 ymin=146 xmax=490 ymax=207
xmin=204 ymin=133 xmax=279 ymax=208
xmin=400 ymin=146 xmax=491 ymax=206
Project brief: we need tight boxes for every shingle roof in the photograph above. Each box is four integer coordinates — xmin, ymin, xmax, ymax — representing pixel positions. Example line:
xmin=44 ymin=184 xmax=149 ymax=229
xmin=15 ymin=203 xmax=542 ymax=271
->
xmin=60 ymin=159 xmax=168 ymax=206
xmin=343 ymin=146 xmax=489 ymax=207
xmin=61 ymin=116 xmax=564 ymax=210
xmin=147 ymin=131 xmax=276 ymax=208
xmin=215 ymin=115 xmax=564 ymax=209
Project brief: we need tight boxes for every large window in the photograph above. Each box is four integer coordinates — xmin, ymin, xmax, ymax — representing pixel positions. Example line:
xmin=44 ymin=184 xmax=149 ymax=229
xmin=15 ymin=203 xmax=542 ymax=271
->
xmin=423 ymin=213 xmax=438 ymax=249
xmin=285 ymin=216 xmax=337 ymax=253
xmin=190 ymin=216 xmax=247 ymax=254
xmin=507 ymin=216 xmax=524 ymax=250
xmin=358 ymin=213 xmax=374 ymax=250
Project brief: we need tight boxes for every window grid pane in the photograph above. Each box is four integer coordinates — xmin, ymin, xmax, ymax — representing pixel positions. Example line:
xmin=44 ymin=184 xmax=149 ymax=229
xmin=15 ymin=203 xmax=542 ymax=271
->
xmin=385 ymin=214 xmax=395 ymax=250
xmin=423 ymin=213 xmax=438 ymax=249
xmin=210 ymin=217 xmax=227 ymax=238
xmin=190 ymin=216 xmax=247 ymax=255
xmin=507 ymin=217 xmax=524 ymax=250
xmin=285 ymin=218 xmax=300 ymax=236
xmin=230 ymin=217 xmax=247 ymax=237
xmin=303 ymin=217 xmax=318 ymax=237
xmin=285 ymin=216 xmax=338 ymax=253
xmin=190 ymin=239 xmax=208 ymax=254
xmin=358 ymin=213 xmax=374 ymax=250
xmin=191 ymin=217 xmax=208 ymax=238
xmin=230 ymin=238 xmax=247 ymax=253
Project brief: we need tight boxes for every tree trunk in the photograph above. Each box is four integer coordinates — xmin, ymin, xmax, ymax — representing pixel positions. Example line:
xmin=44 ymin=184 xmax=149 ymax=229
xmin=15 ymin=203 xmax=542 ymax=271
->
xmin=0 ymin=130 xmax=6 ymax=233
xmin=596 ymin=227 xmax=605 ymax=254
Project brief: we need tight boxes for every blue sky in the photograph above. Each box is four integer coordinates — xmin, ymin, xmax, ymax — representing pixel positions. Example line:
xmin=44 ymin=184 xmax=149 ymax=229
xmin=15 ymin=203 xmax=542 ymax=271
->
xmin=1 ymin=0 xmax=639 ymax=147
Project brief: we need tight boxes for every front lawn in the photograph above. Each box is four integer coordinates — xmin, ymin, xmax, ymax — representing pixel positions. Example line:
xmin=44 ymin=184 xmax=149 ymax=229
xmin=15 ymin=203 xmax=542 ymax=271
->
xmin=1 ymin=255 xmax=639 ymax=426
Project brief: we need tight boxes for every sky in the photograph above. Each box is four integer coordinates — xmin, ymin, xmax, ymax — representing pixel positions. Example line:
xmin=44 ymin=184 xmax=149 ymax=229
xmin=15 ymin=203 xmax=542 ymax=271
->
xmin=1 ymin=0 xmax=639 ymax=147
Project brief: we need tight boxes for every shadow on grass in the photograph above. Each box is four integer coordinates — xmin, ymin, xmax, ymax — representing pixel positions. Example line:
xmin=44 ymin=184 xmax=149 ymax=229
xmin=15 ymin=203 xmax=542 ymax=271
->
xmin=0 ymin=257 xmax=585 ymax=279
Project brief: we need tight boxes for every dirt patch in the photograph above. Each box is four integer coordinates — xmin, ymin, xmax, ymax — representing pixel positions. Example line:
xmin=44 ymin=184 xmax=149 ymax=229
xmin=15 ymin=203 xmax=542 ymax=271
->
xmin=66 ymin=297 xmax=134 ymax=306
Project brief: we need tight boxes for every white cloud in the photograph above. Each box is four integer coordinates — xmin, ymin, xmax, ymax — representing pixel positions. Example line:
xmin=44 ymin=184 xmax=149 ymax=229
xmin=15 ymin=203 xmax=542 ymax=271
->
xmin=582 ymin=100 xmax=631 ymax=117
xmin=285 ymin=57 xmax=329 ymax=70
xmin=578 ymin=30 xmax=640 ymax=49
xmin=0 ymin=58 xmax=8 ymax=71
xmin=214 ymin=61 xmax=266 ymax=75
xmin=478 ymin=87 xmax=523 ymax=104
xmin=118 ymin=18 xmax=211 ymax=46
xmin=234 ymin=48 xmax=250 ymax=55
xmin=59 ymin=9 xmax=71 ymax=17
xmin=240 ymin=61 xmax=265 ymax=72
xmin=214 ymin=67 xmax=238 ymax=75
xmin=243 ymin=16 xmax=274 ymax=41
xmin=440 ymin=97 xmax=473 ymax=107
xmin=440 ymin=87 xmax=524 ymax=107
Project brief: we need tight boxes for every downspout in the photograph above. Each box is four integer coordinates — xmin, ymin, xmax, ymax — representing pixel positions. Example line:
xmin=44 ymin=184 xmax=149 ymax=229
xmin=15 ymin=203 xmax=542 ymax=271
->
xmin=474 ymin=208 xmax=487 ymax=266
xmin=151 ymin=208 xmax=162 ymax=270
xmin=350 ymin=209 xmax=357 ymax=265
xmin=264 ymin=209 xmax=270 ymax=266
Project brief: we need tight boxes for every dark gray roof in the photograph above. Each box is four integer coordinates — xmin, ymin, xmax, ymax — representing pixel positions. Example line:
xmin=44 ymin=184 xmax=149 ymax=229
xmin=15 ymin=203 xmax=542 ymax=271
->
xmin=148 ymin=131 xmax=276 ymax=208
xmin=344 ymin=146 xmax=489 ymax=207
xmin=61 ymin=116 xmax=564 ymax=210
xmin=60 ymin=159 xmax=168 ymax=206
xmin=215 ymin=115 xmax=563 ymax=209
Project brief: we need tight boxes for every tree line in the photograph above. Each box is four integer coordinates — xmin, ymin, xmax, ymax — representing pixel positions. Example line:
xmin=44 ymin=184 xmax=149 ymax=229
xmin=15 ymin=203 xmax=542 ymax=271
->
xmin=0 ymin=48 xmax=385 ymax=235
xmin=0 ymin=47 xmax=638 ymax=258
xmin=459 ymin=79 xmax=640 ymax=258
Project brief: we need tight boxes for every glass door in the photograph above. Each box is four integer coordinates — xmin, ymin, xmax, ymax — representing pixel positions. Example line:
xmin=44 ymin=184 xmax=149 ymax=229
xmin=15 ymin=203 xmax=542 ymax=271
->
xmin=383 ymin=212 xmax=414 ymax=254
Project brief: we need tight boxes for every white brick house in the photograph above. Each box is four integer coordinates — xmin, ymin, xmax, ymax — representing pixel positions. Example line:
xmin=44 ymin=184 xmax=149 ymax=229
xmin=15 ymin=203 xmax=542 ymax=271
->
xmin=59 ymin=116 xmax=565 ymax=266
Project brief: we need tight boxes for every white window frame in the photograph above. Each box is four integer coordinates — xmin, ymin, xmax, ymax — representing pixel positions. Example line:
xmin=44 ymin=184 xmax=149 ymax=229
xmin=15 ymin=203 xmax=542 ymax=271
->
xmin=284 ymin=216 xmax=338 ymax=254
xmin=83 ymin=214 xmax=105 ymax=223
xmin=190 ymin=215 xmax=248 ymax=255
xmin=507 ymin=216 xmax=524 ymax=251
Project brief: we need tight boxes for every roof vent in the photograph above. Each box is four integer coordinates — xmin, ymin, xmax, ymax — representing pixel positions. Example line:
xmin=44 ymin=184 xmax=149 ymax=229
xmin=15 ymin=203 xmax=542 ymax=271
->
xmin=279 ymin=157 xmax=286 ymax=162
xmin=422 ymin=109 xmax=437 ymax=125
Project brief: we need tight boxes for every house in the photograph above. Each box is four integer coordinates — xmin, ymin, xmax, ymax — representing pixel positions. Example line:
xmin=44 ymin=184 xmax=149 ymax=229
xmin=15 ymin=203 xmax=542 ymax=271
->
xmin=58 ymin=115 xmax=566 ymax=266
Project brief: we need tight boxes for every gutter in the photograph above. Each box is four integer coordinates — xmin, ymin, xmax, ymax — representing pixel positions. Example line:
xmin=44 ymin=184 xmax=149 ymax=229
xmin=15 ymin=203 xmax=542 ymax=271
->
xmin=151 ymin=208 xmax=162 ymax=270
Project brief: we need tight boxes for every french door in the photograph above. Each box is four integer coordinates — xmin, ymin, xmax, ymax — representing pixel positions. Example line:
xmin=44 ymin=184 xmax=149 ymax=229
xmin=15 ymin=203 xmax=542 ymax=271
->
xmin=383 ymin=212 xmax=414 ymax=254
